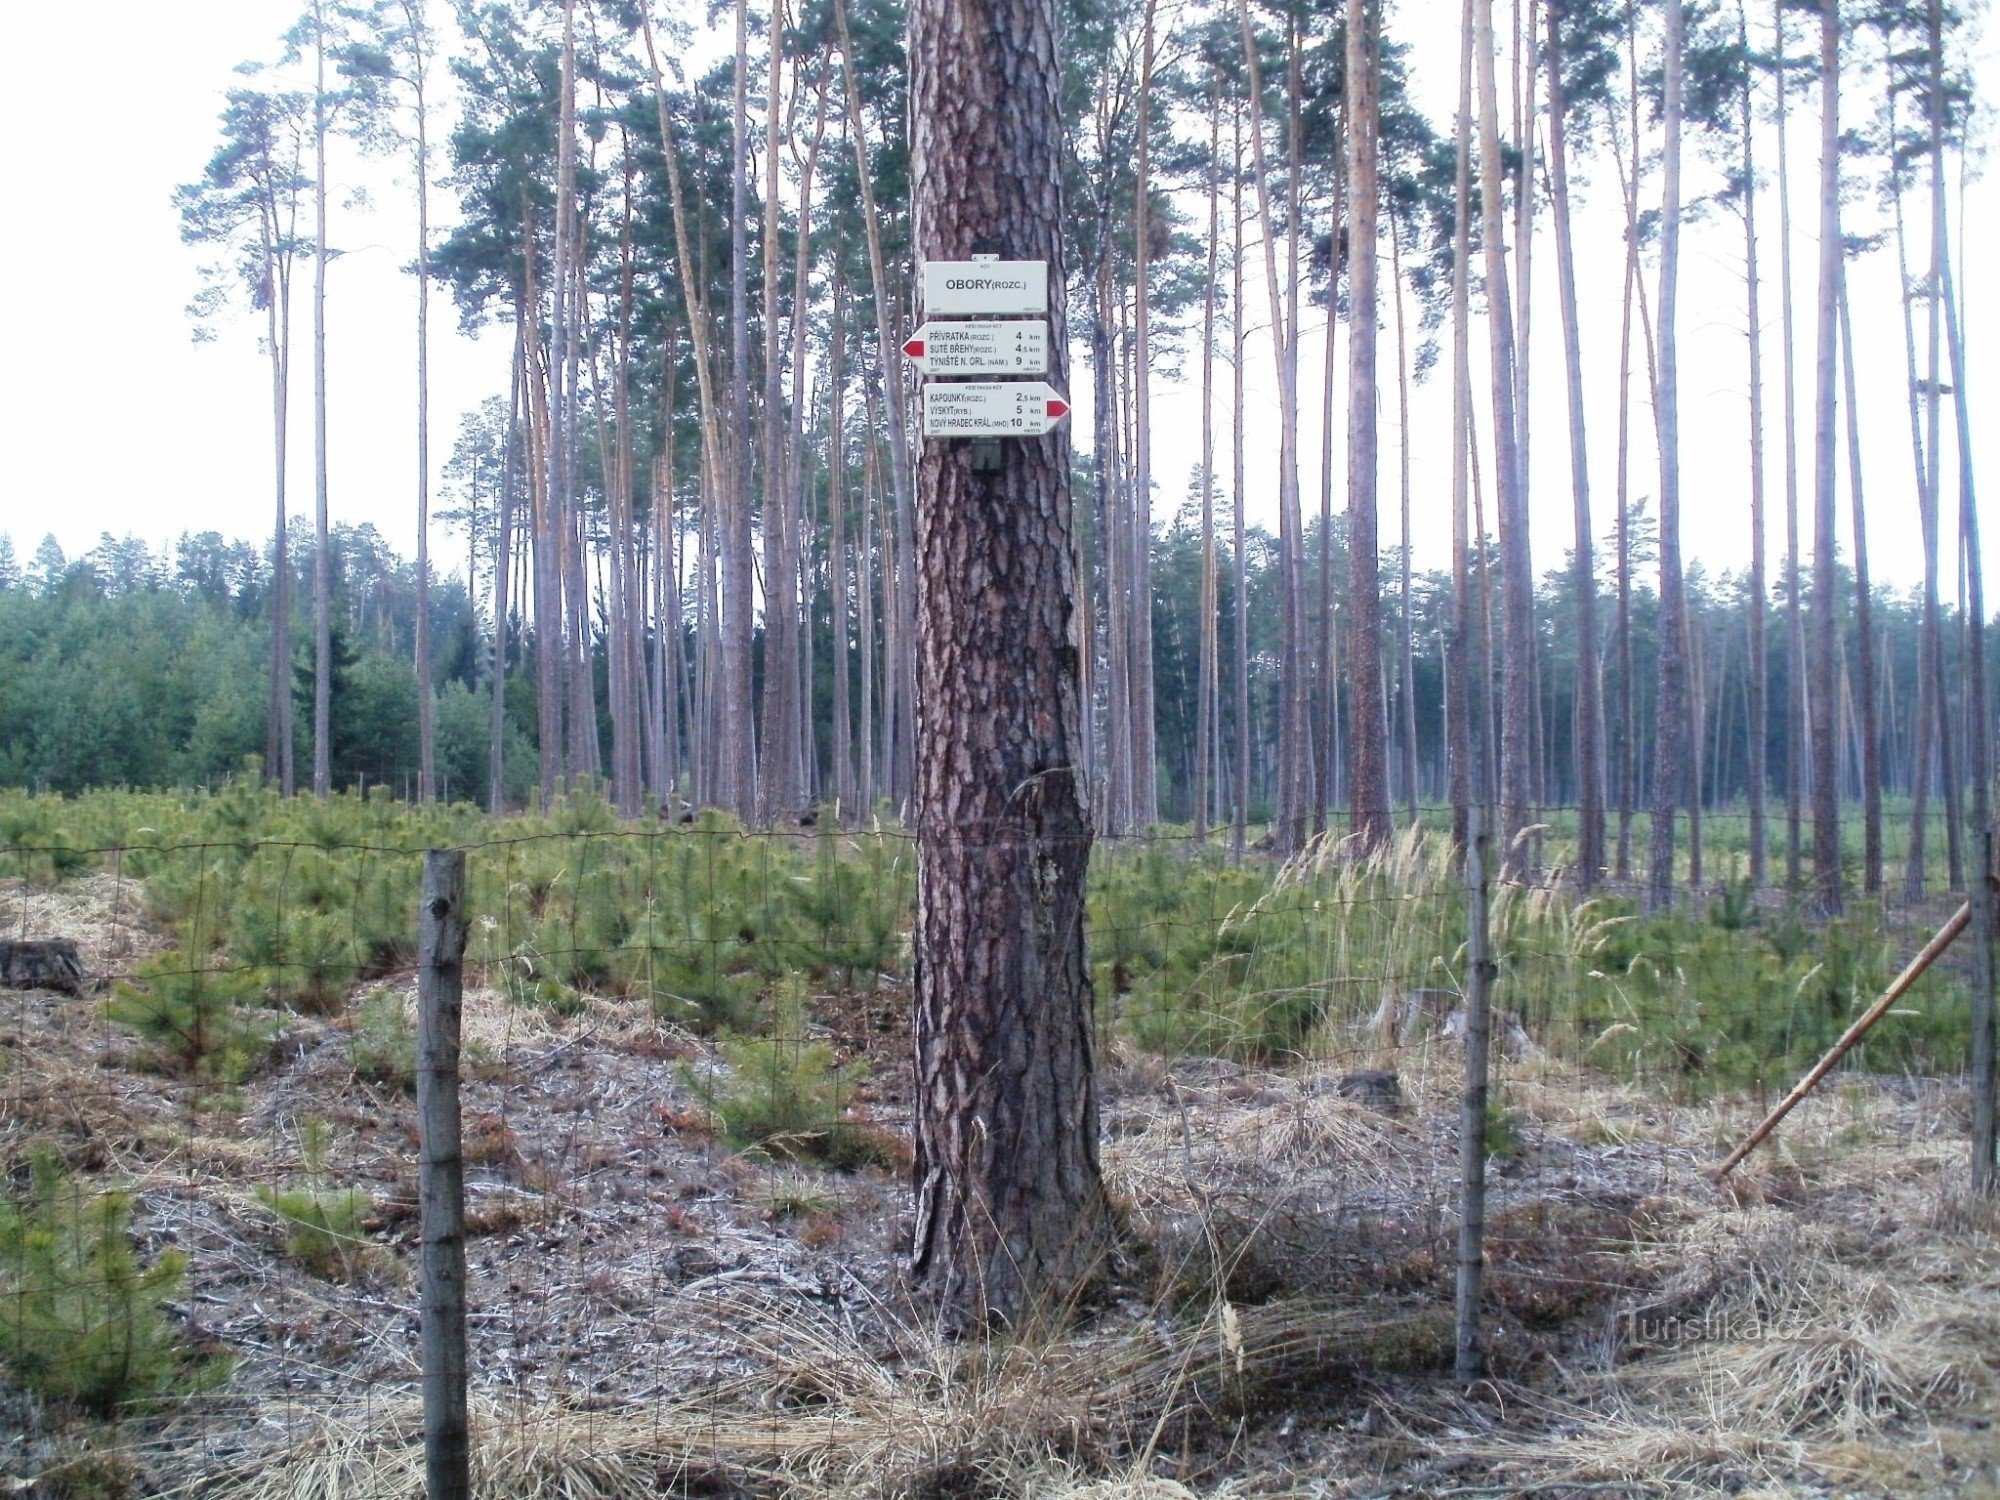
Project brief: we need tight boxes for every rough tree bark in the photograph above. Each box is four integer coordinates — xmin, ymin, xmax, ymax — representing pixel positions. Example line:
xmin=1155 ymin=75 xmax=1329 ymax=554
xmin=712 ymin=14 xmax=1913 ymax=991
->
xmin=906 ymin=0 xmax=1108 ymax=1328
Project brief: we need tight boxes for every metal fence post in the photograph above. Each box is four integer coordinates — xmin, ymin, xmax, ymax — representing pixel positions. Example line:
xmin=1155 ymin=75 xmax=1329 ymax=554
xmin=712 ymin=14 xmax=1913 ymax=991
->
xmin=1974 ymin=827 xmax=1997 ymax=1198
xmin=1455 ymin=807 xmax=1494 ymax=1385
xmin=417 ymin=849 xmax=470 ymax=1500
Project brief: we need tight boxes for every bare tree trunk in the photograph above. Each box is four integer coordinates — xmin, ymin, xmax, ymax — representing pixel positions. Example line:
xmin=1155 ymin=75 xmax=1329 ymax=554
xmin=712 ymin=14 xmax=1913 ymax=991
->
xmin=1932 ymin=4 xmax=1986 ymax=870
xmin=1774 ymin=0 xmax=1805 ymax=888
xmin=1234 ymin=0 xmax=1309 ymax=854
xmin=1648 ymin=0 xmax=1688 ymax=911
xmin=408 ymin=2 xmax=437 ymax=805
xmin=907 ymin=0 xmax=1108 ymax=1325
xmin=1739 ymin=0 xmax=1770 ymax=887
xmin=641 ymin=10 xmax=728 ymax=806
xmin=311 ymin=1 xmax=333 ymax=798
xmin=1232 ymin=100 xmax=1251 ymax=859
xmin=1095 ymin=268 xmax=1132 ymax=838
xmin=759 ymin=10 xmax=799 ymax=822
xmin=489 ymin=317 xmax=522 ymax=811
xmin=830 ymin=266 xmax=855 ymax=817
xmin=1129 ymin=0 xmax=1160 ymax=829
xmin=835 ymin=0 xmax=915 ymax=813
xmin=1545 ymin=4 xmax=1603 ymax=887
xmin=860 ymin=373 xmax=882 ymax=810
xmin=1346 ymin=0 xmax=1389 ymax=849
xmin=1392 ymin=219 xmax=1419 ymax=825
xmin=1838 ymin=273 xmax=1880 ymax=891
xmin=1943 ymin=232 xmax=1989 ymax=853
xmin=721 ymin=0 xmax=758 ymax=818
xmin=1474 ymin=0 xmax=1530 ymax=878
xmin=1449 ymin=0 xmax=1475 ymax=849
xmin=1316 ymin=123 xmax=1345 ymax=837
xmin=1807 ymin=0 xmax=1842 ymax=911
xmin=1196 ymin=72 xmax=1221 ymax=843
xmin=1609 ymin=39 xmax=1640 ymax=882
xmin=262 ymin=199 xmax=296 ymax=797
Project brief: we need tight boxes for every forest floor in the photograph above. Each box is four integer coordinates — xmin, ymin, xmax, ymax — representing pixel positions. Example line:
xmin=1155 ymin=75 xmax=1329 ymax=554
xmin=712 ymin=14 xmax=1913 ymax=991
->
xmin=1 ymin=871 xmax=1997 ymax=1499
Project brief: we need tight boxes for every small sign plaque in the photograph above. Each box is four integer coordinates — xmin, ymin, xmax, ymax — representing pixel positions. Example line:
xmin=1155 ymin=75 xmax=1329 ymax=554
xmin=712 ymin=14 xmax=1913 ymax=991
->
xmin=921 ymin=259 xmax=1050 ymax=317
xmin=902 ymin=320 xmax=1050 ymax=375
xmin=922 ymin=381 xmax=1071 ymax=438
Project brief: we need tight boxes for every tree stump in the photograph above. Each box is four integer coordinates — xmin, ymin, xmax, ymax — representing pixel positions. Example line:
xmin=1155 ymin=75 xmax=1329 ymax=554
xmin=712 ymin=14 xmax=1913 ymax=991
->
xmin=0 ymin=940 xmax=85 ymax=996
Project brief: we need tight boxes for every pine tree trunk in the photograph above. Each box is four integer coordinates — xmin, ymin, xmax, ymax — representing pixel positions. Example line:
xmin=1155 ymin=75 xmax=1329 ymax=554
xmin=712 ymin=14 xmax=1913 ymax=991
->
xmin=1474 ymin=0 xmax=1530 ymax=878
xmin=759 ymin=16 xmax=799 ymax=822
xmin=1648 ymin=0 xmax=1687 ymax=911
xmin=1545 ymin=4 xmax=1603 ymax=887
xmin=1392 ymin=219 xmax=1419 ymax=825
xmin=1234 ymin=0 xmax=1308 ymax=854
xmin=411 ymin=12 xmax=436 ymax=805
xmin=263 ymin=206 xmax=295 ymax=798
xmin=490 ymin=316 xmax=522 ymax=812
xmin=1316 ymin=128 xmax=1344 ymax=837
xmin=1774 ymin=0 xmax=1806 ymax=888
xmin=1129 ymin=0 xmax=1159 ymax=829
xmin=1839 ymin=274 xmax=1880 ymax=890
xmin=830 ymin=267 xmax=855 ymax=818
xmin=1740 ymin=3 xmax=1770 ymax=888
xmin=1094 ymin=272 xmax=1132 ymax=838
xmin=1449 ymin=0 xmax=1475 ymax=849
xmin=1942 ymin=235 xmax=1989 ymax=853
xmin=835 ymin=0 xmax=915 ymax=812
xmin=722 ymin=0 xmax=759 ymax=819
xmin=1195 ymin=73 xmax=1221 ymax=843
xmin=906 ymin=0 xmax=1108 ymax=1325
xmin=1346 ymin=0 xmax=1389 ymax=849
xmin=311 ymin=1 xmax=333 ymax=799
xmin=1807 ymin=0 xmax=1841 ymax=910
xmin=1231 ymin=100 xmax=1251 ymax=860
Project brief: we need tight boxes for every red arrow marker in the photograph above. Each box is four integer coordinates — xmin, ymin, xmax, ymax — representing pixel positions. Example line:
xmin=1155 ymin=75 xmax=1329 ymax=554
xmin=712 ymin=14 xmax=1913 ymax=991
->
xmin=902 ymin=337 xmax=926 ymax=359
xmin=1046 ymin=398 xmax=1070 ymax=420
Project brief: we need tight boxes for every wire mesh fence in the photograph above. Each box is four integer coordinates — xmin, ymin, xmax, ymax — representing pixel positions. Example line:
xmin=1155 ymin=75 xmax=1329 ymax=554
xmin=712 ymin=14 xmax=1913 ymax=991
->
xmin=0 ymin=800 xmax=1990 ymax=1493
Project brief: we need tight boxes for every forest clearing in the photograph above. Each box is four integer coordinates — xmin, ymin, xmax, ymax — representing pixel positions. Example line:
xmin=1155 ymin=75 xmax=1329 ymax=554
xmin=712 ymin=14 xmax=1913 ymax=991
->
xmin=0 ymin=787 xmax=1995 ymax=1496
xmin=3 ymin=0 xmax=1999 ymax=1491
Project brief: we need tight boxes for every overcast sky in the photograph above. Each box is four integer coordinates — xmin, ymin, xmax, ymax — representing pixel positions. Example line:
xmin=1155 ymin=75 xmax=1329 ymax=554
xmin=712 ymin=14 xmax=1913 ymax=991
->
xmin=1 ymin=0 xmax=1992 ymax=599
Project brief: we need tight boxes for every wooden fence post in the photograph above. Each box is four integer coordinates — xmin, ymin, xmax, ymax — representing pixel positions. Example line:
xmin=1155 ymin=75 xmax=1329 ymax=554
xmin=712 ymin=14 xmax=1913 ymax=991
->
xmin=417 ymin=849 xmax=470 ymax=1500
xmin=1455 ymin=807 xmax=1495 ymax=1385
xmin=1973 ymin=827 xmax=1996 ymax=1197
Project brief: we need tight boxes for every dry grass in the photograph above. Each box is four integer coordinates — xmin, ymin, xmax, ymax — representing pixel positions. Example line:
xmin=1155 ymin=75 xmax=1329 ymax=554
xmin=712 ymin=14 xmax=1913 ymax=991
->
xmin=8 ymin=870 xmax=1999 ymax=1498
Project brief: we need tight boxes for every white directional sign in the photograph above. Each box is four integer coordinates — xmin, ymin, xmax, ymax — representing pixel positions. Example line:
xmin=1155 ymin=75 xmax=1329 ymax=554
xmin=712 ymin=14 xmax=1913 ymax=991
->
xmin=922 ymin=259 xmax=1049 ymax=316
xmin=923 ymin=381 xmax=1071 ymax=438
xmin=902 ymin=320 xmax=1049 ymax=375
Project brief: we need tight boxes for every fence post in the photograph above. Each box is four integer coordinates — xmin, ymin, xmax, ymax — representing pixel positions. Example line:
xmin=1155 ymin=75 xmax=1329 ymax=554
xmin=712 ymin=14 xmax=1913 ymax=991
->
xmin=417 ymin=849 xmax=470 ymax=1500
xmin=1974 ymin=827 xmax=1997 ymax=1198
xmin=1455 ymin=807 xmax=1495 ymax=1385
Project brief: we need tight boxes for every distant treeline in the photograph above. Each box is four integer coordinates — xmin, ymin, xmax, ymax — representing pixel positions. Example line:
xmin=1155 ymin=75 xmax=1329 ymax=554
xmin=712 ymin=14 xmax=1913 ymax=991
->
xmin=0 ymin=520 xmax=1986 ymax=845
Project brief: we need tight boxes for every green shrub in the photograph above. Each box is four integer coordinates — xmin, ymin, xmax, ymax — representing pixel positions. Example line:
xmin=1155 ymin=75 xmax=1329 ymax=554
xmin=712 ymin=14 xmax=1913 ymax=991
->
xmin=255 ymin=1119 xmax=374 ymax=1280
xmin=681 ymin=992 xmax=894 ymax=1170
xmin=106 ymin=953 xmax=271 ymax=1082
xmin=350 ymin=988 xmax=416 ymax=1093
xmin=0 ymin=1151 xmax=231 ymax=1416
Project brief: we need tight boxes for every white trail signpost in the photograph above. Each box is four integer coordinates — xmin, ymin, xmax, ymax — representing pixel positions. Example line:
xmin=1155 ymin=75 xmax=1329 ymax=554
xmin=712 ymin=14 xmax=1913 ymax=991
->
xmin=922 ymin=381 xmax=1071 ymax=437
xmin=921 ymin=259 xmax=1049 ymax=316
xmin=902 ymin=320 xmax=1049 ymax=375
xmin=910 ymin=256 xmax=1068 ymax=444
